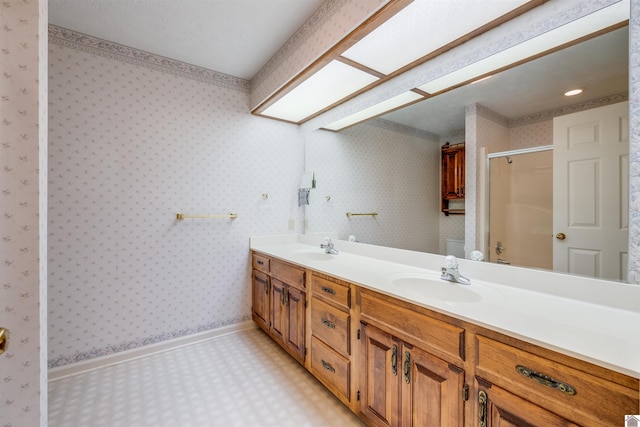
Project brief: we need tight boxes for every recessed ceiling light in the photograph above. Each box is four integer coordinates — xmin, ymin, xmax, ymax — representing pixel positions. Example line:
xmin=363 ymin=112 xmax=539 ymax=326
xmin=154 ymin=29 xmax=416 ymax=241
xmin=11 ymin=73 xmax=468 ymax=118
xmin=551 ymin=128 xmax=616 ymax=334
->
xmin=564 ymin=88 xmax=584 ymax=96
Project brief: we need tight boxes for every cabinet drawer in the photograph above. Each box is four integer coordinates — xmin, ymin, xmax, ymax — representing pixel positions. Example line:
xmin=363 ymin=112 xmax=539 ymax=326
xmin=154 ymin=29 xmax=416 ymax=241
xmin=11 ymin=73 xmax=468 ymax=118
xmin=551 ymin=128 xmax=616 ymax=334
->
xmin=311 ymin=274 xmax=350 ymax=309
xmin=252 ymin=253 xmax=270 ymax=273
xmin=311 ymin=297 xmax=350 ymax=356
xmin=476 ymin=334 xmax=638 ymax=426
xmin=359 ymin=289 xmax=465 ymax=363
xmin=271 ymin=260 xmax=305 ymax=289
xmin=310 ymin=336 xmax=350 ymax=402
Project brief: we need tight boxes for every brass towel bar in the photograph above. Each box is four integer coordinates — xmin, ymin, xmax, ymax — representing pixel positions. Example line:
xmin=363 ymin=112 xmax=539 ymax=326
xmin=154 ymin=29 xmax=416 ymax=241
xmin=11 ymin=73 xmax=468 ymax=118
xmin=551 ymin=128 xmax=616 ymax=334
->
xmin=176 ymin=213 xmax=237 ymax=220
xmin=346 ymin=212 xmax=378 ymax=218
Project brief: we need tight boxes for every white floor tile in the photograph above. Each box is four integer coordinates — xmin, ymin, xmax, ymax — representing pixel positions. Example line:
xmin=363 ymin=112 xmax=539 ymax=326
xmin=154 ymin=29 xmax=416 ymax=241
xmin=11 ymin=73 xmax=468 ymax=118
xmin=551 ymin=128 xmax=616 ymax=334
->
xmin=49 ymin=328 xmax=365 ymax=427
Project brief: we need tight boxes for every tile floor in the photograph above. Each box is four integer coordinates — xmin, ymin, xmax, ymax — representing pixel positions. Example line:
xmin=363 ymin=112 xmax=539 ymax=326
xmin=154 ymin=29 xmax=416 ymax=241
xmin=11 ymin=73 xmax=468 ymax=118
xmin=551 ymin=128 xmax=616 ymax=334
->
xmin=49 ymin=327 xmax=366 ymax=427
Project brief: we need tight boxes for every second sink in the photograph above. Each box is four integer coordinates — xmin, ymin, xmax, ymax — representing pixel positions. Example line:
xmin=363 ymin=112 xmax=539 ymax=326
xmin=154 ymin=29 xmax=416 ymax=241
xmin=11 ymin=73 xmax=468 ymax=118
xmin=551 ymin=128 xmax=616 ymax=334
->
xmin=387 ymin=272 xmax=482 ymax=303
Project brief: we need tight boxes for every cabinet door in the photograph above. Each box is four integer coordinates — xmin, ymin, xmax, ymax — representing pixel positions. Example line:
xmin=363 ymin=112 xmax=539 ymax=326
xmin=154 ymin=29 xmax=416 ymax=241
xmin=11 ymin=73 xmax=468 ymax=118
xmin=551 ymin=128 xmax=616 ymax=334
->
xmin=252 ymin=270 xmax=269 ymax=332
xmin=360 ymin=323 xmax=401 ymax=427
xmin=285 ymin=286 xmax=306 ymax=363
xmin=401 ymin=345 xmax=465 ymax=427
xmin=478 ymin=383 xmax=579 ymax=427
xmin=270 ymin=278 xmax=286 ymax=344
xmin=442 ymin=146 xmax=465 ymax=199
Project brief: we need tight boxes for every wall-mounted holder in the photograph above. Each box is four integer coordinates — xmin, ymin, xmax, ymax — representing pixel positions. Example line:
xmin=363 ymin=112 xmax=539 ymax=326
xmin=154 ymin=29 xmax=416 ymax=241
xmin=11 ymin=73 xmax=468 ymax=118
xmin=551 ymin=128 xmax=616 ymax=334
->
xmin=298 ymin=171 xmax=316 ymax=206
xmin=298 ymin=189 xmax=310 ymax=206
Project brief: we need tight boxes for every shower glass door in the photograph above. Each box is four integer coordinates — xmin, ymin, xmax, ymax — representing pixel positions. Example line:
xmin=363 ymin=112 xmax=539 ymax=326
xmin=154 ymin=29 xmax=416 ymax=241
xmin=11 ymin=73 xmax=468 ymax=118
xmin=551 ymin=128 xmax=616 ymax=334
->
xmin=487 ymin=148 xmax=553 ymax=269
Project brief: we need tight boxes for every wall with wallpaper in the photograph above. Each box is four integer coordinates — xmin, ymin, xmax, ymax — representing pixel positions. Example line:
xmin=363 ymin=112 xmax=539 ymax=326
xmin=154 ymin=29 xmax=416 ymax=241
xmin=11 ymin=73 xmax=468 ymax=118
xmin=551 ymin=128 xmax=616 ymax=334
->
xmin=304 ymin=121 xmax=441 ymax=253
xmin=46 ymin=28 xmax=444 ymax=368
xmin=0 ymin=0 xmax=48 ymax=425
xmin=46 ymin=36 xmax=307 ymax=367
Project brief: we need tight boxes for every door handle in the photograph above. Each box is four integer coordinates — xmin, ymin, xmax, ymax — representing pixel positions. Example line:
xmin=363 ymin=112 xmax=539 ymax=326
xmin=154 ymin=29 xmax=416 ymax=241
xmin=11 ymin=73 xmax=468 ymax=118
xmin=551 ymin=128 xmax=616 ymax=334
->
xmin=555 ymin=232 xmax=566 ymax=240
xmin=0 ymin=327 xmax=8 ymax=355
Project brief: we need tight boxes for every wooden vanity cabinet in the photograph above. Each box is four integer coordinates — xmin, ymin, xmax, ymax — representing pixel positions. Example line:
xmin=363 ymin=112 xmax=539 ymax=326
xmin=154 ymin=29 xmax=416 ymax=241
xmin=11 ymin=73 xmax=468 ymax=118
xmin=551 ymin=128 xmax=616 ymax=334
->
xmin=250 ymin=253 xmax=639 ymax=426
xmin=358 ymin=288 xmax=466 ymax=427
xmin=473 ymin=333 xmax=639 ymax=427
xmin=308 ymin=273 xmax=354 ymax=408
xmin=251 ymin=253 xmax=270 ymax=332
xmin=251 ymin=253 xmax=306 ymax=365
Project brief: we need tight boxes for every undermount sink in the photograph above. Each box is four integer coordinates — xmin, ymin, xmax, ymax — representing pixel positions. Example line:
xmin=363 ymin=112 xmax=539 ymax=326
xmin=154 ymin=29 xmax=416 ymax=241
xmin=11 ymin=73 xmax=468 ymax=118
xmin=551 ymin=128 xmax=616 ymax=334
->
xmin=294 ymin=251 xmax=336 ymax=261
xmin=387 ymin=273 xmax=482 ymax=303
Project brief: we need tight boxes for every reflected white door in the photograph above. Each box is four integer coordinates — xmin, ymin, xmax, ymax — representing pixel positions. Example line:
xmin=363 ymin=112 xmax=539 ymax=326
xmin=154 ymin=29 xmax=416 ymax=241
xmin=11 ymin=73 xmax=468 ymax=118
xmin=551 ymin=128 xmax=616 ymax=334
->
xmin=553 ymin=101 xmax=629 ymax=280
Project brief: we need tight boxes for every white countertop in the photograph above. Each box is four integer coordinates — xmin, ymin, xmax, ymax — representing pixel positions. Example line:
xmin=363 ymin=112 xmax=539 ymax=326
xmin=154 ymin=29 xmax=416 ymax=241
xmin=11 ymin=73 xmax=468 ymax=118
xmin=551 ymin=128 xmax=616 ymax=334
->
xmin=250 ymin=234 xmax=640 ymax=379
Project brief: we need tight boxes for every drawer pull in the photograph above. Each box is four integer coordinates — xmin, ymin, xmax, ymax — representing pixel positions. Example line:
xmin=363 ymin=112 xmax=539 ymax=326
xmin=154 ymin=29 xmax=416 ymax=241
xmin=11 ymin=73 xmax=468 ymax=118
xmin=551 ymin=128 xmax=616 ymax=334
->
xmin=478 ymin=390 xmax=487 ymax=427
xmin=391 ymin=345 xmax=398 ymax=376
xmin=516 ymin=365 xmax=577 ymax=396
xmin=257 ymin=260 xmax=264 ymax=265
xmin=321 ymin=318 xmax=336 ymax=329
xmin=321 ymin=286 xmax=336 ymax=295
xmin=321 ymin=359 xmax=335 ymax=373
xmin=403 ymin=351 xmax=411 ymax=384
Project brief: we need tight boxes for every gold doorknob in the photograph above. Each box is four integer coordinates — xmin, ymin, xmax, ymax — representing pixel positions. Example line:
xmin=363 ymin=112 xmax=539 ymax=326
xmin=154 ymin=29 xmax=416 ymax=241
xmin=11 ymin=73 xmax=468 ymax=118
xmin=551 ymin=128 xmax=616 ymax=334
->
xmin=555 ymin=232 xmax=566 ymax=240
xmin=0 ymin=327 xmax=8 ymax=355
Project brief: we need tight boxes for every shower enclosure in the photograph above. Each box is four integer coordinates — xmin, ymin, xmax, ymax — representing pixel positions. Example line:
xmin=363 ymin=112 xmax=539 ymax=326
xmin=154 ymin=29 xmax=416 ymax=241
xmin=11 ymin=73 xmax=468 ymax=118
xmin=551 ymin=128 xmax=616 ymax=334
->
xmin=487 ymin=147 xmax=553 ymax=269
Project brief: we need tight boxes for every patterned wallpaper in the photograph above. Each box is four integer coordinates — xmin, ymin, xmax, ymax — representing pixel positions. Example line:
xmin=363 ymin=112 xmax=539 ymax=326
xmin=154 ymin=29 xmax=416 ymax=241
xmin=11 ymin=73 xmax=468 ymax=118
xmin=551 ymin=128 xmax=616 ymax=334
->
xmin=630 ymin=0 xmax=640 ymax=283
xmin=305 ymin=119 xmax=440 ymax=253
xmin=2 ymin=1 xmax=639 ymax=423
xmin=0 ymin=0 xmax=48 ymax=426
xmin=46 ymin=39 xmax=305 ymax=367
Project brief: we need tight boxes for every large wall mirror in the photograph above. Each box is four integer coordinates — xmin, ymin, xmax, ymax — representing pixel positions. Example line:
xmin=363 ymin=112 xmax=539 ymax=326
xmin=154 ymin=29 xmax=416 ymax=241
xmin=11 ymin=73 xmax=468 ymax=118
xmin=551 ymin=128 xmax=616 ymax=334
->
xmin=304 ymin=22 xmax=630 ymax=282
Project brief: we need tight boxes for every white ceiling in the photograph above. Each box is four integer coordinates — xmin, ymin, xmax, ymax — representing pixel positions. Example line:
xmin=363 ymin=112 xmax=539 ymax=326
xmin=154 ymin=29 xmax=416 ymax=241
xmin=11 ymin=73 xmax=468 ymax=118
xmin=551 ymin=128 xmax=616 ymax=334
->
xmin=48 ymin=1 xmax=629 ymax=136
xmin=48 ymin=0 xmax=325 ymax=80
xmin=382 ymin=26 xmax=629 ymax=135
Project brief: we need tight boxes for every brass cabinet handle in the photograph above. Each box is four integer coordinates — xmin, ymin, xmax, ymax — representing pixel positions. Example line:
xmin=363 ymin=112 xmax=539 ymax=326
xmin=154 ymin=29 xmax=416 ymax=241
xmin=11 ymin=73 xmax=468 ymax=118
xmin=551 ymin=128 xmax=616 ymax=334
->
xmin=391 ymin=345 xmax=398 ymax=376
xmin=0 ymin=327 xmax=7 ymax=355
xmin=321 ymin=318 xmax=335 ymax=329
xmin=478 ymin=390 xmax=487 ymax=427
xmin=321 ymin=286 xmax=336 ymax=295
xmin=516 ymin=365 xmax=576 ymax=395
xmin=555 ymin=232 xmax=566 ymax=240
xmin=403 ymin=351 xmax=411 ymax=384
xmin=321 ymin=359 xmax=335 ymax=373
xmin=280 ymin=288 xmax=285 ymax=305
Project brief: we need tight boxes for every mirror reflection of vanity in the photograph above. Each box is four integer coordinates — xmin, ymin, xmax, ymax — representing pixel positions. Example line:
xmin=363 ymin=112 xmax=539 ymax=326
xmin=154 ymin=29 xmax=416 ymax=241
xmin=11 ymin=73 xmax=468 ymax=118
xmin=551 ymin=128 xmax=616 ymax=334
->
xmin=303 ymin=17 xmax=630 ymax=282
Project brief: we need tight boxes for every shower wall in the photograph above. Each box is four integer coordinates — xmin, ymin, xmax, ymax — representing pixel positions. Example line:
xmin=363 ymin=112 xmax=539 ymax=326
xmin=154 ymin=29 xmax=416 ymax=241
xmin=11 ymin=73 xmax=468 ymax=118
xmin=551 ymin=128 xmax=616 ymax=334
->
xmin=488 ymin=150 xmax=553 ymax=269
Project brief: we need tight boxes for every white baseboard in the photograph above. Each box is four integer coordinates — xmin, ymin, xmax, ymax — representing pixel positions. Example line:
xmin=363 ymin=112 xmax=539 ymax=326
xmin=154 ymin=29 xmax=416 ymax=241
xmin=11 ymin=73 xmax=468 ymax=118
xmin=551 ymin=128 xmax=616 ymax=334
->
xmin=48 ymin=321 xmax=257 ymax=382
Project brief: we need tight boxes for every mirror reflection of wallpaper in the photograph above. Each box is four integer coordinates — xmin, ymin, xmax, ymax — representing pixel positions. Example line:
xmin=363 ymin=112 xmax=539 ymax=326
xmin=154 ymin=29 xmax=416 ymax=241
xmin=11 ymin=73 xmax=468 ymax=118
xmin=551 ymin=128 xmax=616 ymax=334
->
xmin=47 ymin=40 xmax=305 ymax=367
xmin=304 ymin=121 xmax=441 ymax=253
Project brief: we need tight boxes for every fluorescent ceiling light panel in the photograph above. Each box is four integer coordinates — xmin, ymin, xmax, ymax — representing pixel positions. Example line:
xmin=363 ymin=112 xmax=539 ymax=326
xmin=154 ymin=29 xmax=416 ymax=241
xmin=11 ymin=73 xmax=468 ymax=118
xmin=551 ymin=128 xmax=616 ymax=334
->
xmin=261 ymin=60 xmax=379 ymax=122
xmin=324 ymin=91 xmax=423 ymax=131
xmin=417 ymin=0 xmax=629 ymax=94
xmin=341 ymin=0 xmax=529 ymax=75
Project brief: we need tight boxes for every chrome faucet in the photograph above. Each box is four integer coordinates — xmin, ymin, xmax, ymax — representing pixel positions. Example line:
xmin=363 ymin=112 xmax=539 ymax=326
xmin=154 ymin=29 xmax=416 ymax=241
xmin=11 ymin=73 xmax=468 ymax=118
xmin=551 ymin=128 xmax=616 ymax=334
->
xmin=440 ymin=255 xmax=470 ymax=284
xmin=320 ymin=238 xmax=339 ymax=255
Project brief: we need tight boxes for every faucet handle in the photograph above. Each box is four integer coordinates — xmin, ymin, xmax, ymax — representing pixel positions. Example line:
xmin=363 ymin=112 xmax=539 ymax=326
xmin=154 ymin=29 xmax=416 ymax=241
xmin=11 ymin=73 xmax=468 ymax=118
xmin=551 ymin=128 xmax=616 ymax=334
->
xmin=445 ymin=255 xmax=458 ymax=269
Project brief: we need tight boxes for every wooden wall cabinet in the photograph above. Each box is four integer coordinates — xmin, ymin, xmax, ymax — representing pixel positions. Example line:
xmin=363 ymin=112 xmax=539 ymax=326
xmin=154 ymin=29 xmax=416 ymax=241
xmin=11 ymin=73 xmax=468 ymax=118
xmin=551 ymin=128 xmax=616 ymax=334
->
xmin=441 ymin=142 xmax=465 ymax=215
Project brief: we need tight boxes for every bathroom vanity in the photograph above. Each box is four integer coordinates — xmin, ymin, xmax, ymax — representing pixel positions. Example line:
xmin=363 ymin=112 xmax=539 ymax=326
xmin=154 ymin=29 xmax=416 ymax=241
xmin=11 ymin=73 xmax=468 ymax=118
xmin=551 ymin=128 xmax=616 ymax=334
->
xmin=250 ymin=235 xmax=640 ymax=427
